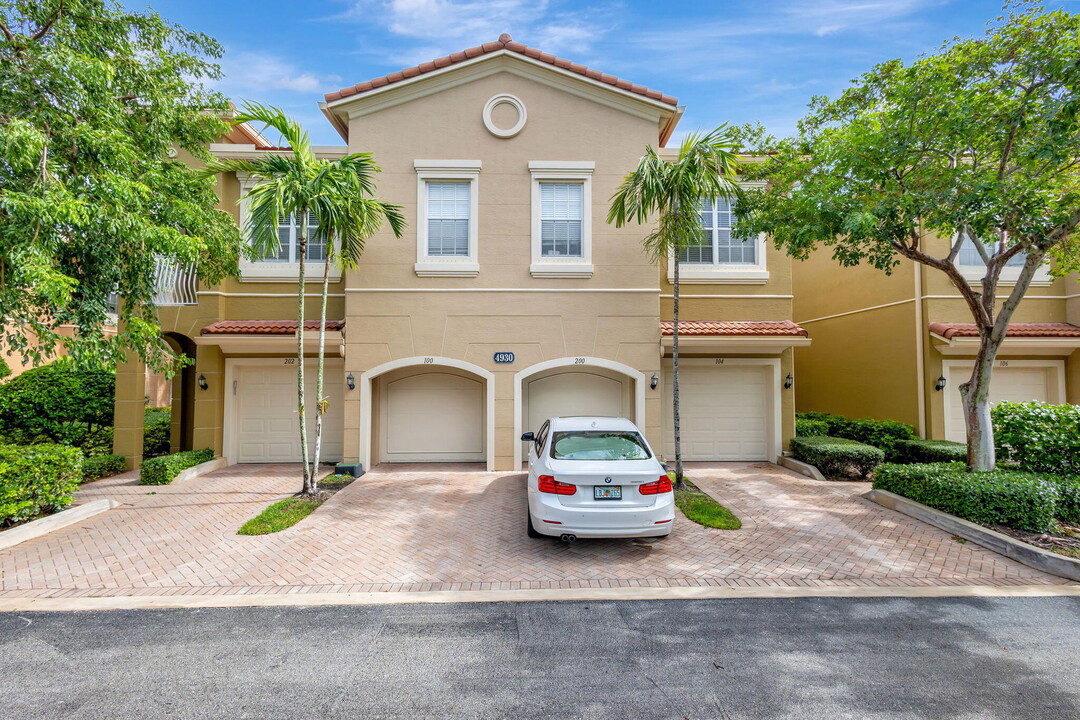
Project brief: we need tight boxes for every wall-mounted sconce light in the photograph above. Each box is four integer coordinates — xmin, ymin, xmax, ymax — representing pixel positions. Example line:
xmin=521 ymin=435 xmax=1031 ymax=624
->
xmin=346 ymin=373 xmax=356 ymax=391
xmin=784 ymin=373 xmax=794 ymax=390
xmin=650 ymin=373 xmax=659 ymax=390
xmin=935 ymin=375 xmax=947 ymax=392
xmin=197 ymin=374 xmax=208 ymax=391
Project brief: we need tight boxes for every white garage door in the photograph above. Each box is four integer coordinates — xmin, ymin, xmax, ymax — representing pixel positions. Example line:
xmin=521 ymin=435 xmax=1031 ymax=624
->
xmin=663 ymin=364 xmax=771 ymax=461
xmin=945 ymin=362 xmax=1060 ymax=442
xmin=524 ymin=371 xmax=628 ymax=435
xmin=235 ymin=360 xmax=344 ymax=463
xmin=382 ymin=371 xmax=484 ymax=462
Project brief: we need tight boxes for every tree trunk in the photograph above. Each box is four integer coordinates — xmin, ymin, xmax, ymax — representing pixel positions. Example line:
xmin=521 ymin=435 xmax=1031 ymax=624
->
xmin=959 ymin=343 xmax=998 ymax=472
xmin=672 ymin=255 xmax=684 ymax=490
xmin=296 ymin=210 xmax=313 ymax=496
xmin=309 ymin=241 xmax=332 ymax=495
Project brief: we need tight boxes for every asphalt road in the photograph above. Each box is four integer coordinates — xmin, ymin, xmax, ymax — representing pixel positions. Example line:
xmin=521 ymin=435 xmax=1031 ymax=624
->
xmin=0 ymin=596 xmax=1077 ymax=719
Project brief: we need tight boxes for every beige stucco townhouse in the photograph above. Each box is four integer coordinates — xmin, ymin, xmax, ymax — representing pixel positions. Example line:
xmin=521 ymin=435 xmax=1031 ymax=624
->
xmin=793 ymin=233 xmax=1080 ymax=441
xmin=112 ymin=35 xmax=807 ymax=472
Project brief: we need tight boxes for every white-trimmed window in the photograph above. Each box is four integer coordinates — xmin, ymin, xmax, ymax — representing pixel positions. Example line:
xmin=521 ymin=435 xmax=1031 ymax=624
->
xmin=529 ymin=161 xmax=593 ymax=278
xmin=669 ymin=191 xmax=768 ymax=284
xmin=957 ymin=231 xmax=1051 ymax=286
xmin=237 ymin=174 xmax=337 ymax=282
xmin=415 ymin=160 xmax=481 ymax=277
xmin=263 ymin=212 xmax=326 ymax=263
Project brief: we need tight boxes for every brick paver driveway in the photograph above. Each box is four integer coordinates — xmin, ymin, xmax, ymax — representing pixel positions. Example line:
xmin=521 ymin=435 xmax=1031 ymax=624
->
xmin=0 ymin=462 xmax=1067 ymax=600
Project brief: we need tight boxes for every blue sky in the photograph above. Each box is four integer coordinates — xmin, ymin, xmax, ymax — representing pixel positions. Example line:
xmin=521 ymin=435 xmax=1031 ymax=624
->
xmin=124 ymin=1 xmax=1075 ymax=145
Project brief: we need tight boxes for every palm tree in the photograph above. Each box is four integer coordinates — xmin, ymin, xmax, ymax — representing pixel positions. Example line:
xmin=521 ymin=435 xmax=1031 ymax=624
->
xmin=202 ymin=103 xmax=404 ymax=496
xmin=607 ymin=127 xmax=741 ymax=488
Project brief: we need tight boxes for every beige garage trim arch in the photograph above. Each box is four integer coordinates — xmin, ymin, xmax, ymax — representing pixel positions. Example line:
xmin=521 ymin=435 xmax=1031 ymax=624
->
xmin=359 ymin=356 xmax=496 ymax=471
xmin=513 ymin=357 xmax=647 ymax=468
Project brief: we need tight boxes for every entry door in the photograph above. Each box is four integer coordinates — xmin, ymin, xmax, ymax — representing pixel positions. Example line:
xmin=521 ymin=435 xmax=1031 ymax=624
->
xmin=235 ymin=360 xmax=344 ymax=463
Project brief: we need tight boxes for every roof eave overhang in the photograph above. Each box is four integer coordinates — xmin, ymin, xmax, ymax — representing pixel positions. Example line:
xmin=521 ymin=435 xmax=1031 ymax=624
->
xmin=931 ymin=335 xmax=1080 ymax=356
xmin=660 ymin=336 xmax=811 ymax=355
xmin=194 ymin=331 xmax=344 ymax=356
xmin=323 ymin=50 xmax=679 ymax=143
xmin=208 ymin=144 xmax=349 ymax=160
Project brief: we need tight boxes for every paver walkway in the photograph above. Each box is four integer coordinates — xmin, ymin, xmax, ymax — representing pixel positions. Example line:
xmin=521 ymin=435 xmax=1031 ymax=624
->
xmin=0 ymin=462 xmax=1067 ymax=600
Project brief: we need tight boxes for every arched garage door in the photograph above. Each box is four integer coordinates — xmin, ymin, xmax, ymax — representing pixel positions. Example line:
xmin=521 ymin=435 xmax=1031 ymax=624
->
xmin=523 ymin=369 xmax=630 ymax=437
xmin=380 ymin=369 xmax=485 ymax=462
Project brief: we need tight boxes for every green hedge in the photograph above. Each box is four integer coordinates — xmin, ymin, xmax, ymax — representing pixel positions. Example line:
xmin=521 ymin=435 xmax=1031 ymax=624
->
xmin=892 ymin=439 xmax=967 ymax=464
xmin=795 ymin=412 xmax=916 ymax=459
xmin=140 ymin=448 xmax=213 ymax=486
xmin=873 ymin=463 xmax=1062 ymax=533
xmin=1047 ymin=476 xmax=1080 ymax=526
xmin=0 ymin=444 xmax=84 ymax=525
xmin=83 ymin=454 xmax=126 ymax=482
xmin=143 ymin=407 xmax=171 ymax=458
xmin=993 ymin=401 xmax=1080 ymax=475
xmin=795 ymin=418 xmax=829 ymax=437
xmin=790 ymin=436 xmax=885 ymax=480
xmin=0 ymin=362 xmax=114 ymax=449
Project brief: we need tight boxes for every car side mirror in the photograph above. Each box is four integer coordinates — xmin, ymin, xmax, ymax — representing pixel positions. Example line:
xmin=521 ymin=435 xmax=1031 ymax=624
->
xmin=520 ymin=432 xmax=535 ymax=442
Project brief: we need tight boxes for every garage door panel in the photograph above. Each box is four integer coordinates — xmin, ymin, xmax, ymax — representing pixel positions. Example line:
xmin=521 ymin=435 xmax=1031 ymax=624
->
xmin=663 ymin=364 xmax=772 ymax=461
xmin=945 ymin=364 xmax=1056 ymax=442
xmin=235 ymin=361 xmax=344 ymax=464
xmin=383 ymin=372 xmax=484 ymax=462
xmin=525 ymin=372 xmax=626 ymax=435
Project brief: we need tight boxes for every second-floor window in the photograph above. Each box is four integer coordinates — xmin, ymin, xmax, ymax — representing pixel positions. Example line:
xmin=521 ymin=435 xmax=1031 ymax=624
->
xmin=426 ymin=182 xmax=471 ymax=257
xmin=958 ymin=233 xmax=1025 ymax=268
xmin=264 ymin=212 xmax=326 ymax=263
xmin=539 ymin=182 xmax=584 ymax=257
xmin=678 ymin=197 xmax=755 ymax=265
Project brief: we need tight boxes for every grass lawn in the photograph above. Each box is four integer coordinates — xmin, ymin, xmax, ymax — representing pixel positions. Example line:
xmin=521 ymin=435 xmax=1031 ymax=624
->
xmin=237 ymin=473 xmax=355 ymax=535
xmin=672 ymin=476 xmax=742 ymax=530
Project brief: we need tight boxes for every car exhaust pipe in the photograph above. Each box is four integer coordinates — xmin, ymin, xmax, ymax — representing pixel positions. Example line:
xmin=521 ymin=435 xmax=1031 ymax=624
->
xmin=560 ymin=533 xmax=577 ymax=544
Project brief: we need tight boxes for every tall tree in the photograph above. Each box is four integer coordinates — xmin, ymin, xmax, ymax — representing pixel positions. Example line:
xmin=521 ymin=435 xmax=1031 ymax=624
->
xmin=608 ymin=128 xmax=741 ymax=487
xmin=733 ymin=1 xmax=1080 ymax=471
xmin=203 ymin=104 xmax=403 ymax=496
xmin=0 ymin=0 xmax=245 ymax=372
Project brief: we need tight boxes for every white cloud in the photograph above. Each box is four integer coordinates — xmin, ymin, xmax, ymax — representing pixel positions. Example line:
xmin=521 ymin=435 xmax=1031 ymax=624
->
xmin=217 ymin=51 xmax=341 ymax=94
xmin=338 ymin=0 xmax=613 ymax=57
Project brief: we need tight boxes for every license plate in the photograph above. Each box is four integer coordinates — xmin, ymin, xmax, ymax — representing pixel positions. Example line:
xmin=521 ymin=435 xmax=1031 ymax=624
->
xmin=593 ymin=486 xmax=622 ymax=500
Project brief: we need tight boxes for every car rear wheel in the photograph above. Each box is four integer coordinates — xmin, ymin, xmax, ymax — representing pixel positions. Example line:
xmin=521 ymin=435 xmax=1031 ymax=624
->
xmin=526 ymin=510 xmax=544 ymax=538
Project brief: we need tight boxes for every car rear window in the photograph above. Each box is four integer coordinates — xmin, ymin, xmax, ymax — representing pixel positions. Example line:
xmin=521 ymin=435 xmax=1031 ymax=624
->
xmin=550 ymin=431 xmax=652 ymax=461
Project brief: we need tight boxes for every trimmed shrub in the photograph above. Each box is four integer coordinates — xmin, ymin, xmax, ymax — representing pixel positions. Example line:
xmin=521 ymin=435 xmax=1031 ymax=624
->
xmin=83 ymin=454 xmax=126 ymax=482
xmin=831 ymin=417 xmax=917 ymax=459
xmin=0 ymin=357 xmax=11 ymax=380
xmin=0 ymin=444 xmax=84 ymax=525
xmin=139 ymin=448 xmax=213 ymax=486
xmin=1048 ymin=477 xmax=1080 ymax=526
xmin=790 ymin=436 xmax=885 ymax=480
xmin=993 ymin=401 xmax=1080 ymax=475
xmin=796 ymin=412 xmax=846 ymax=435
xmin=143 ymin=407 xmax=171 ymax=458
xmin=892 ymin=439 xmax=967 ymax=464
xmin=873 ymin=463 xmax=1061 ymax=533
xmin=795 ymin=418 xmax=829 ymax=437
xmin=0 ymin=362 xmax=114 ymax=450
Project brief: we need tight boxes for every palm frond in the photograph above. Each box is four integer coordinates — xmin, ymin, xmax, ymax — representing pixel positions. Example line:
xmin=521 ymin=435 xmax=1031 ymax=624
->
xmin=233 ymin=101 xmax=312 ymax=160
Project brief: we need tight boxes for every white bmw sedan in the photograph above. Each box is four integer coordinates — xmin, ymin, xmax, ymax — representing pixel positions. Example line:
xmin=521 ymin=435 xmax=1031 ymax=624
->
xmin=521 ymin=416 xmax=674 ymax=541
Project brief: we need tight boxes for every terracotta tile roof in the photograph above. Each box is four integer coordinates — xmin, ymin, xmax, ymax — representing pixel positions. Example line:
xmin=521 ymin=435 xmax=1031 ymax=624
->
xmin=201 ymin=320 xmax=345 ymax=336
xmin=660 ymin=320 xmax=809 ymax=338
xmin=929 ymin=322 xmax=1080 ymax=339
xmin=325 ymin=34 xmax=678 ymax=106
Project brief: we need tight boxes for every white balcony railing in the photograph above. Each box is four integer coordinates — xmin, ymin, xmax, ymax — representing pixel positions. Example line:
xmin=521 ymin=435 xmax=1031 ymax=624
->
xmin=153 ymin=259 xmax=198 ymax=306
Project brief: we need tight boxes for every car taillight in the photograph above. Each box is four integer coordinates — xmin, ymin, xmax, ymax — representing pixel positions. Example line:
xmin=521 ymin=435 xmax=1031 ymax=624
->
xmin=639 ymin=476 xmax=673 ymax=495
xmin=538 ymin=475 xmax=577 ymax=495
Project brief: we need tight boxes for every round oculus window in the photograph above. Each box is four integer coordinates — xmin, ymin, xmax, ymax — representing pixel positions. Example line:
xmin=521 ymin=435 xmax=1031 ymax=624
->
xmin=482 ymin=94 xmax=527 ymax=138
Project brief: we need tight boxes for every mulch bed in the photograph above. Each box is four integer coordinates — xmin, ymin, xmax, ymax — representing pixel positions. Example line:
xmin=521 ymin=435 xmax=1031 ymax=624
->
xmin=992 ymin=523 xmax=1080 ymax=560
